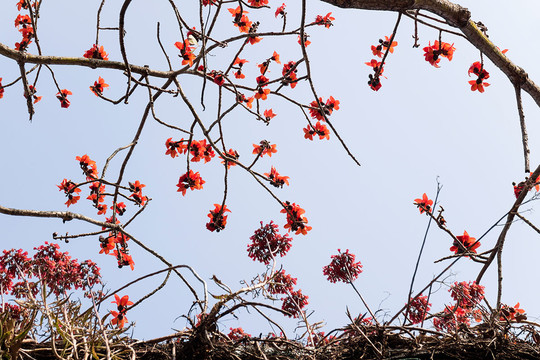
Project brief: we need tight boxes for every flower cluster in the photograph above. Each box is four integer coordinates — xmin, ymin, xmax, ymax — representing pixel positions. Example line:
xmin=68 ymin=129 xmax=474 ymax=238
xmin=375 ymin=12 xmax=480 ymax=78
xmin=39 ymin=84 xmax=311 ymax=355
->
xmin=83 ymin=44 xmax=109 ymax=60
xmin=308 ymin=96 xmax=340 ymax=121
xmin=264 ymin=166 xmax=289 ymax=188
xmin=280 ymin=201 xmax=311 ymax=235
xmin=220 ymin=148 xmax=239 ymax=169
xmin=407 ymin=295 xmax=431 ymax=324
xmin=450 ymin=281 xmax=485 ymax=309
xmin=14 ymin=10 xmax=36 ymax=51
xmin=129 ymin=180 xmax=148 ymax=206
xmin=366 ymin=35 xmax=398 ymax=91
xmin=110 ymin=294 xmax=133 ymax=328
xmin=314 ymin=13 xmax=335 ymax=28
xmin=500 ymin=303 xmax=526 ymax=322
xmin=303 ymin=121 xmax=330 ymax=141
xmin=57 ymin=178 xmax=81 ymax=207
xmin=423 ymin=40 xmax=455 ymax=68
xmin=0 ymin=242 xmax=101 ymax=299
xmin=267 ymin=270 xmax=297 ymax=295
xmin=281 ymin=289 xmax=309 ymax=318
xmin=281 ymin=61 xmax=298 ymax=88
xmin=206 ymin=204 xmax=231 ymax=232
xmin=322 ymin=249 xmax=363 ymax=283
xmin=228 ymin=327 xmax=251 ymax=340
xmin=188 ymin=139 xmax=215 ymax=163
xmin=247 ymin=221 xmax=292 ymax=264
xmin=468 ymin=61 xmax=490 ymax=93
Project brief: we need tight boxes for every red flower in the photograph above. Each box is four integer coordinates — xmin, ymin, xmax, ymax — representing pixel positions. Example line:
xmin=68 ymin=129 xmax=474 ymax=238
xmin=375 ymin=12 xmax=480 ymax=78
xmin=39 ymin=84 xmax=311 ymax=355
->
xmin=110 ymin=310 xmax=128 ymax=328
xmin=323 ymin=249 xmax=363 ymax=283
xmin=298 ymin=34 xmax=311 ymax=47
xmin=228 ymin=327 xmax=251 ymax=340
xmin=381 ymin=35 xmax=398 ymax=53
xmin=83 ymin=44 xmax=108 ymax=61
xmin=254 ymin=87 xmax=270 ymax=100
xmin=423 ymin=41 xmax=455 ymax=68
xmin=76 ymin=154 xmax=98 ymax=180
xmin=237 ymin=93 xmax=254 ymax=108
xmin=282 ymin=290 xmax=308 ymax=318
xmin=252 ymin=140 xmax=277 ymax=157
xmin=115 ymin=202 xmax=127 ymax=216
xmin=56 ymin=89 xmax=72 ymax=108
xmin=112 ymin=250 xmax=135 ymax=270
xmin=247 ymin=222 xmax=292 ymax=264
xmin=247 ymin=0 xmax=268 ymax=6
xmin=271 ymin=51 xmax=281 ymax=64
xmin=174 ymin=40 xmax=195 ymax=67
xmin=90 ymin=77 xmax=109 ymax=96
xmin=263 ymin=109 xmax=276 ymax=121
xmin=275 ymin=3 xmax=286 ymax=18
xmin=371 ymin=45 xmax=383 ymax=58
xmin=14 ymin=14 xmax=32 ymax=30
xmin=112 ymin=294 xmax=133 ymax=311
xmin=450 ymin=230 xmax=480 ymax=255
xmin=176 ymin=170 xmax=205 ymax=195
xmin=450 ymin=281 xmax=484 ymax=309
xmin=23 ymin=85 xmax=42 ymax=104
xmin=16 ymin=0 xmax=37 ymax=10
xmin=267 ymin=270 xmax=297 ymax=294
xmin=282 ymin=61 xmax=298 ymax=88
xmin=99 ymin=236 xmax=115 ymax=254
xmin=0 ymin=78 xmax=4 ymax=99
xmin=264 ymin=166 xmax=289 ymax=188
xmin=57 ymin=179 xmax=81 ymax=207
xmin=365 ymin=59 xmax=384 ymax=74
xmin=129 ymin=181 xmax=147 ymax=206
xmin=234 ymin=14 xmax=253 ymax=34
xmin=413 ymin=193 xmax=433 ymax=214
xmin=433 ymin=305 xmax=470 ymax=332
xmin=206 ymin=204 xmax=231 ymax=232
xmin=188 ymin=139 xmax=215 ymax=163
xmin=256 ymin=75 xmax=269 ymax=86
xmin=219 ymin=148 xmax=239 ymax=169
xmin=407 ymin=296 xmax=431 ymax=325
xmin=500 ymin=303 xmax=526 ymax=321
xmin=314 ymin=13 xmax=335 ymax=28
xmin=128 ymin=180 xmax=145 ymax=193
xmin=165 ymin=137 xmax=187 ymax=158
xmin=280 ymin=201 xmax=311 ymax=235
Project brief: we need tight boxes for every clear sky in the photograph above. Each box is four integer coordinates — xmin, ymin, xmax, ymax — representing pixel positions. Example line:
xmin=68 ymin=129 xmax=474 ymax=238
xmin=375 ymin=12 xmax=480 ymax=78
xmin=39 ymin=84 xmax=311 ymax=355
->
xmin=1 ymin=0 xmax=540 ymax=340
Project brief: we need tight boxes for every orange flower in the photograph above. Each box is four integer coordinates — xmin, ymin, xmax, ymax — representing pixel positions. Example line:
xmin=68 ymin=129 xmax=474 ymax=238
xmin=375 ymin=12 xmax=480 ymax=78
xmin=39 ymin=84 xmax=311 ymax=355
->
xmin=263 ymin=109 xmax=276 ymax=121
xmin=264 ymin=166 xmax=289 ymax=188
xmin=500 ymin=303 xmax=526 ymax=321
xmin=314 ymin=12 xmax=335 ymax=28
xmin=413 ymin=193 xmax=433 ymax=214
xmin=110 ymin=310 xmax=128 ymax=328
xmin=174 ymin=40 xmax=195 ymax=67
xmin=206 ymin=204 xmax=231 ymax=232
xmin=56 ymin=89 xmax=72 ymax=108
xmin=219 ymin=149 xmax=239 ymax=169
xmin=280 ymin=201 xmax=311 ymax=235
xmin=112 ymin=294 xmax=134 ymax=310
xmin=248 ymin=0 xmax=268 ymax=6
xmin=254 ymin=87 xmax=270 ymax=100
xmin=176 ymin=170 xmax=205 ymax=195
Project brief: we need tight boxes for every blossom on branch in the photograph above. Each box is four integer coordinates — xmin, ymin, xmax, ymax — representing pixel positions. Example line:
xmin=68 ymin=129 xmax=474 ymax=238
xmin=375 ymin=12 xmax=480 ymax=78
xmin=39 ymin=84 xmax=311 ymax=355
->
xmin=56 ymin=89 xmax=72 ymax=108
xmin=450 ymin=230 xmax=480 ymax=255
xmin=413 ymin=193 xmax=433 ymax=214
xmin=323 ymin=249 xmax=363 ymax=283
xmin=280 ymin=201 xmax=311 ymax=235
xmin=176 ymin=170 xmax=205 ymax=196
xmin=247 ymin=221 xmax=292 ymax=264
xmin=90 ymin=77 xmax=109 ymax=96
xmin=206 ymin=204 xmax=231 ymax=232
xmin=83 ymin=44 xmax=109 ymax=61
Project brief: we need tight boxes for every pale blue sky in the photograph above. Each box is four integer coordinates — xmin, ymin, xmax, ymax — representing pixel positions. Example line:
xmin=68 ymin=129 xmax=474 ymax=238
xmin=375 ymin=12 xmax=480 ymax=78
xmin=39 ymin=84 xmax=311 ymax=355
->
xmin=1 ymin=0 xmax=540 ymax=339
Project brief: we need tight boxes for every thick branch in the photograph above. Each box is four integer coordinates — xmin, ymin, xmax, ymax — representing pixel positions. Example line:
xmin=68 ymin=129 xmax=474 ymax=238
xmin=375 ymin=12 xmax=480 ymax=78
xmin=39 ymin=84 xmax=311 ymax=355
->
xmin=320 ymin=0 xmax=540 ymax=107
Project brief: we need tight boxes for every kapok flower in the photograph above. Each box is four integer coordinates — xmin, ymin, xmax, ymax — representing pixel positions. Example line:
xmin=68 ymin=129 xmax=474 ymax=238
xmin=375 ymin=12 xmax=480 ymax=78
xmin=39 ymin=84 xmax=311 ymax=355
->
xmin=500 ymin=303 xmax=526 ymax=322
xmin=450 ymin=281 xmax=485 ymax=309
xmin=228 ymin=327 xmax=251 ymax=340
xmin=281 ymin=61 xmax=298 ymax=88
xmin=206 ymin=204 xmax=231 ymax=232
xmin=99 ymin=236 xmax=115 ymax=254
xmin=267 ymin=270 xmax=297 ymax=294
xmin=263 ymin=109 xmax=276 ymax=121
xmin=248 ymin=0 xmax=268 ymax=6
xmin=264 ymin=166 xmax=289 ymax=188
xmin=115 ymin=202 xmax=127 ymax=216
xmin=83 ymin=44 xmax=109 ymax=60
xmin=280 ymin=201 xmax=312 ymax=235
xmin=112 ymin=294 xmax=134 ymax=312
xmin=298 ymin=34 xmax=311 ymax=47
xmin=165 ymin=137 xmax=187 ymax=158
xmin=282 ymin=290 xmax=308 ymax=318
xmin=254 ymin=87 xmax=270 ymax=100
xmin=423 ymin=40 xmax=455 ymax=67
xmin=314 ymin=13 xmax=335 ymax=28
xmin=174 ymin=40 xmax=196 ymax=66
xmin=76 ymin=154 xmax=98 ymax=180
xmin=253 ymin=140 xmax=277 ymax=157
xmin=450 ymin=230 xmax=480 ymax=255
xmin=56 ymin=89 xmax=72 ymax=108
xmin=413 ymin=193 xmax=433 ymax=214
xmin=219 ymin=148 xmax=239 ymax=169
xmin=381 ymin=35 xmax=398 ymax=53
xmin=176 ymin=170 xmax=205 ymax=196
xmin=275 ymin=3 xmax=286 ymax=18
xmin=468 ymin=61 xmax=490 ymax=93
xmin=323 ymin=249 xmax=363 ymax=283
xmin=23 ymin=85 xmax=42 ymax=104
xmin=407 ymin=295 xmax=431 ymax=324
xmin=57 ymin=179 xmax=81 ymax=207
xmin=90 ymin=77 xmax=109 ymax=96
xmin=112 ymin=250 xmax=135 ymax=270
xmin=247 ymin=221 xmax=292 ymax=264
xmin=0 ymin=78 xmax=4 ymax=99
xmin=110 ymin=310 xmax=128 ymax=328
